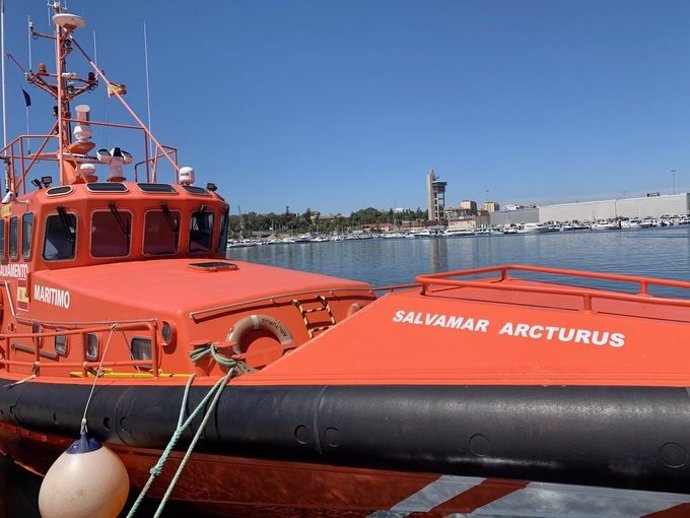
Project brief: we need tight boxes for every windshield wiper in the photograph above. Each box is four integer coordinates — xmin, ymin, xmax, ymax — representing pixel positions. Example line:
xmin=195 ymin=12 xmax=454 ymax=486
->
xmin=56 ymin=206 xmax=75 ymax=242
xmin=108 ymin=202 xmax=130 ymax=237
xmin=161 ymin=203 xmax=179 ymax=234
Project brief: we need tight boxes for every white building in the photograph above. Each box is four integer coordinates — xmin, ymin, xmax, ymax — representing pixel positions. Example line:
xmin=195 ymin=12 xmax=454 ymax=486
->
xmin=539 ymin=193 xmax=689 ymax=223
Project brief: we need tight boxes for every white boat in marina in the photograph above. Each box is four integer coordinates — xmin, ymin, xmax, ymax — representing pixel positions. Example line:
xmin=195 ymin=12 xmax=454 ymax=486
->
xmin=517 ymin=222 xmax=549 ymax=233
xmin=227 ymin=239 xmax=260 ymax=248
xmin=443 ymin=229 xmax=476 ymax=237
xmin=560 ymin=222 xmax=591 ymax=231
xmin=620 ymin=218 xmax=641 ymax=230
xmin=381 ymin=232 xmax=409 ymax=239
xmin=591 ymin=220 xmax=620 ymax=230
xmin=639 ymin=218 xmax=657 ymax=228
xmin=504 ymin=223 xmax=549 ymax=234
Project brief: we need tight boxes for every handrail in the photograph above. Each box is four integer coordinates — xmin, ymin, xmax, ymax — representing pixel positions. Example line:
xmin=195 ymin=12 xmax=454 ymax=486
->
xmin=416 ymin=264 xmax=690 ymax=312
xmin=189 ymin=286 xmax=376 ymax=322
xmin=0 ymin=317 xmax=162 ymax=377
xmin=0 ymin=128 xmax=179 ymax=194
xmin=0 ymin=359 xmax=154 ymax=369
xmin=0 ymin=133 xmax=58 ymax=195
xmin=371 ymin=283 xmax=420 ymax=294
xmin=134 ymin=145 xmax=178 ymax=182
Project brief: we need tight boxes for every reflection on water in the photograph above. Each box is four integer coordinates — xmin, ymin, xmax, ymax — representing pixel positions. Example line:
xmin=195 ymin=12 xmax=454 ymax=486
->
xmin=429 ymin=237 xmax=448 ymax=274
xmin=231 ymin=227 xmax=690 ymax=291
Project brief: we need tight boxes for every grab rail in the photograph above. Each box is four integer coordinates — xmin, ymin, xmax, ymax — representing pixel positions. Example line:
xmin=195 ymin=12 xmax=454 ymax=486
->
xmin=189 ymin=286 xmax=376 ymax=322
xmin=0 ymin=320 xmax=161 ymax=377
xmin=416 ymin=264 xmax=690 ymax=312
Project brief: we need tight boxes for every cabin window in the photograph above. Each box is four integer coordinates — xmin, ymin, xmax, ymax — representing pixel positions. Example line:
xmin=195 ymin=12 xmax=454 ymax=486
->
xmin=143 ymin=208 xmax=180 ymax=255
xmin=189 ymin=210 xmax=214 ymax=253
xmin=130 ymin=337 xmax=152 ymax=364
xmin=8 ymin=216 xmax=18 ymax=260
xmin=54 ymin=331 xmax=68 ymax=356
xmin=217 ymin=208 xmax=229 ymax=253
xmin=0 ymin=219 xmax=5 ymax=260
xmin=32 ymin=323 xmax=43 ymax=348
xmin=21 ymin=213 xmax=34 ymax=260
xmin=91 ymin=209 xmax=131 ymax=258
xmin=43 ymin=212 xmax=77 ymax=261
xmin=85 ymin=333 xmax=99 ymax=361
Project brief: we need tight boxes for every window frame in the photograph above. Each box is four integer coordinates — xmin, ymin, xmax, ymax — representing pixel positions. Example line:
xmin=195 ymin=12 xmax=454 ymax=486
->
xmin=188 ymin=209 xmax=215 ymax=254
xmin=85 ymin=333 xmax=99 ymax=361
xmin=217 ymin=208 xmax=229 ymax=253
xmin=90 ymin=209 xmax=133 ymax=259
xmin=0 ymin=218 xmax=6 ymax=261
xmin=8 ymin=216 xmax=18 ymax=261
xmin=43 ymin=211 xmax=77 ymax=262
xmin=142 ymin=208 xmax=181 ymax=256
xmin=21 ymin=212 xmax=34 ymax=261
xmin=54 ymin=330 xmax=68 ymax=356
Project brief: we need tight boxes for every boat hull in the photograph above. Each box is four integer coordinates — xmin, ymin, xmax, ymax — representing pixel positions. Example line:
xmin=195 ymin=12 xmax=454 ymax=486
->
xmin=1 ymin=379 xmax=690 ymax=496
xmin=2 ymin=422 xmax=690 ymax=517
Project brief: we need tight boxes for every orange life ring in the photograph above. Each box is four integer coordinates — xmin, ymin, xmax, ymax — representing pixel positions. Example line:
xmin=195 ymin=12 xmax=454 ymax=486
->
xmin=226 ymin=314 xmax=295 ymax=354
xmin=347 ymin=302 xmax=366 ymax=317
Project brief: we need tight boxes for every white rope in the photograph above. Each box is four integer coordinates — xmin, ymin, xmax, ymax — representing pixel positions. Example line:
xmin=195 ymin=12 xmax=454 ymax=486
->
xmin=79 ymin=324 xmax=117 ymax=435
xmin=3 ymin=373 xmax=36 ymax=388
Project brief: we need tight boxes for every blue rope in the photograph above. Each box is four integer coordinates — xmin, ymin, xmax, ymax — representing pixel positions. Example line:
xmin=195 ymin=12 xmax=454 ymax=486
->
xmin=125 ymin=368 xmax=233 ymax=517
xmin=153 ymin=368 xmax=233 ymax=517
xmin=188 ymin=343 xmax=238 ymax=367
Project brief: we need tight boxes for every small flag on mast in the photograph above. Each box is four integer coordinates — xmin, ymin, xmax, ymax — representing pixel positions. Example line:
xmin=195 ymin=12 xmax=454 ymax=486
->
xmin=107 ymin=82 xmax=127 ymax=97
xmin=21 ymin=89 xmax=31 ymax=107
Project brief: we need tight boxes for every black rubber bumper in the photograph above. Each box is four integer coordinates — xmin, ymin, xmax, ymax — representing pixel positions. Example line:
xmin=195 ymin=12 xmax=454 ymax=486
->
xmin=1 ymin=380 xmax=689 ymax=493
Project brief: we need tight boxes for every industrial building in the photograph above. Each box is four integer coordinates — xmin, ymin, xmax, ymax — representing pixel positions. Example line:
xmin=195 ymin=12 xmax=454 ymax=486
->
xmin=487 ymin=193 xmax=690 ymax=226
xmin=421 ymin=169 xmax=688 ymax=227
xmin=538 ymin=193 xmax=689 ymax=223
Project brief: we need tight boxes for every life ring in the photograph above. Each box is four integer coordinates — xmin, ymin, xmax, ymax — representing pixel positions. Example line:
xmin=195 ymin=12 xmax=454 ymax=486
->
xmin=226 ymin=314 xmax=295 ymax=354
xmin=347 ymin=302 xmax=365 ymax=317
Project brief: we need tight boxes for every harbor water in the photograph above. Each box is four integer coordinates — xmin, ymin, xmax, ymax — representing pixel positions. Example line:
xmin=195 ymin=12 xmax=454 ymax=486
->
xmin=228 ymin=226 xmax=690 ymax=291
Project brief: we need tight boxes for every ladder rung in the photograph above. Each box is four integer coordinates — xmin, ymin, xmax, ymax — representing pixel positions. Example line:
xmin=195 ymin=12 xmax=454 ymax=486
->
xmin=303 ymin=307 xmax=327 ymax=313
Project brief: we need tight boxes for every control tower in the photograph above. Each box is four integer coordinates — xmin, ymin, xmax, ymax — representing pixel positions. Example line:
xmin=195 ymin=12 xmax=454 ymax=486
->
xmin=426 ymin=169 xmax=447 ymax=222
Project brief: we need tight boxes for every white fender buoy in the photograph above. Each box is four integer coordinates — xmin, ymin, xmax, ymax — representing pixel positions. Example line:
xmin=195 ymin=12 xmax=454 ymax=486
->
xmin=38 ymin=434 xmax=129 ymax=518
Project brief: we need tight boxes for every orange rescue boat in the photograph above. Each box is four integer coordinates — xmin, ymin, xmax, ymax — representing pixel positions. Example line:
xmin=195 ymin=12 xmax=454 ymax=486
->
xmin=0 ymin=5 xmax=689 ymax=518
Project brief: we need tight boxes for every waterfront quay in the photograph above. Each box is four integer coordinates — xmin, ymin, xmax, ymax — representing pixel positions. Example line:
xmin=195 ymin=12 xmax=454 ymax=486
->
xmin=227 ymin=212 xmax=690 ymax=247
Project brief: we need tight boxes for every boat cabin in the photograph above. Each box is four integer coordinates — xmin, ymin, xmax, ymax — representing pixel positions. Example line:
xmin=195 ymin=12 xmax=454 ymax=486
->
xmin=2 ymin=180 xmax=229 ymax=272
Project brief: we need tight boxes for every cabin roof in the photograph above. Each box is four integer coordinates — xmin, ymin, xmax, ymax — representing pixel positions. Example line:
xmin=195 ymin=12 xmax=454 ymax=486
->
xmin=30 ymin=259 xmax=371 ymax=315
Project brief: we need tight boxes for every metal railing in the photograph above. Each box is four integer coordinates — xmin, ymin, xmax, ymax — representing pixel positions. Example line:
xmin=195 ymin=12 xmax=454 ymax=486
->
xmin=0 ymin=320 xmax=161 ymax=378
xmin=416 ymin=264 xmax=690 ymax=312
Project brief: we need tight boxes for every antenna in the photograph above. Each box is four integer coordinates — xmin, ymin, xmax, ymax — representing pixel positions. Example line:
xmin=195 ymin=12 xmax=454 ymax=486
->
xmin=143 ymin=21 xmax=153 ymax=158
xmin=92 ymin=30 xmax=97 ymax=65
xmin=27 ymin=16 xmax=33 ymax=71
xmin=1 ymin=0 xmax=6 ymax=147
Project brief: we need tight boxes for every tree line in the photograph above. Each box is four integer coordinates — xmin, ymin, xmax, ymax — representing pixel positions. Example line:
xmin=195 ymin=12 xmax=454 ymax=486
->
xmin=229 ymin=207 xmax=428 ymax=237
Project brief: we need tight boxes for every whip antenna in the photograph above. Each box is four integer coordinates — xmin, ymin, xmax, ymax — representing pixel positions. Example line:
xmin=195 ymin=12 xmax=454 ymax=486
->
xmin=144 ymin=21 xmax=153 ymax=158
xmin=92 ymin=30 xmax=97 ymax=66
xmin=28 ymin=16 xmax=32 ymax=71
xmin=1 ymin=0 xmax=6 ymax=148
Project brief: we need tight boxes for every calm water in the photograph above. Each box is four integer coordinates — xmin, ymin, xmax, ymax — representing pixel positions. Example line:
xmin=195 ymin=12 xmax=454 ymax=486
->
xmin=229 ymin=226 xmax=690 ymax=294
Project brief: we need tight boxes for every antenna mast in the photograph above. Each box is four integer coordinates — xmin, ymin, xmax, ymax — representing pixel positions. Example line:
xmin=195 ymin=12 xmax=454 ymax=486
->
xmin=143 ymin=21 xmax=153 ymax=158
xmin=1 ymin=0 xmax=7 ymax=148
xmin=28 ymin=16 xmax=33 ymax=71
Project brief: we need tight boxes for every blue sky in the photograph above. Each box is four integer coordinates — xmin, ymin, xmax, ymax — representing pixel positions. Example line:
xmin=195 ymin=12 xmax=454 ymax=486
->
xmin=3 ymin=1 xmax=690 ymax=215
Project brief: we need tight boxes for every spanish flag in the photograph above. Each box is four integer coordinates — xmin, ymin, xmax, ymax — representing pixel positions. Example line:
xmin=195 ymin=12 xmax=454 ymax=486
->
xmin=107 ymin=82 xmax=127 ymax=97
